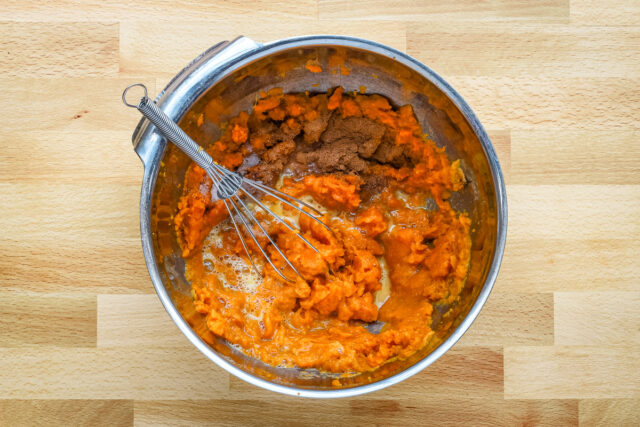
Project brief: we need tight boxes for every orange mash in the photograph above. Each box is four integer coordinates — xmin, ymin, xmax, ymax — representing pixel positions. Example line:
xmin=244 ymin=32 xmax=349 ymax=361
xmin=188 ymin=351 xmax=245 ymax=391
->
xmin=174 ymin=87 xmax=471 ymax=373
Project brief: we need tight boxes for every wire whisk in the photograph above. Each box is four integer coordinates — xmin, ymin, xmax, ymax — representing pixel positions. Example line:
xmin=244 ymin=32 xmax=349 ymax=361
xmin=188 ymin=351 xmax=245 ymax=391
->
xmin=123 ymin=83 xmax=331 ymax=282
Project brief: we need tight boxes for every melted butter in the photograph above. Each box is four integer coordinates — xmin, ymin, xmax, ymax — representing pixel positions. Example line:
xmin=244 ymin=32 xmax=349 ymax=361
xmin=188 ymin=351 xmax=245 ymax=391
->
xmin=375 ymin=257 xmax=392 ymax=308
xmin=202 ymin=221 xmax=262 ymax=293
xmin=202 ymin=221 xmax=226 ymax=250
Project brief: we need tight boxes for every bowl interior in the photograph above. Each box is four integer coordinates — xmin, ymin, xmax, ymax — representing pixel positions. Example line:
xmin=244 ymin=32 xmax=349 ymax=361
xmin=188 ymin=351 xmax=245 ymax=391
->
xmin=149 ymin=43 xmax=499 ymax=391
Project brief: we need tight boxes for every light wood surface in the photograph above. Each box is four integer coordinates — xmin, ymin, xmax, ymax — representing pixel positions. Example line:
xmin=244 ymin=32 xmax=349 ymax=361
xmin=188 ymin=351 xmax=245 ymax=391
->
xmin=0 ymin=1 xmax=638 ymax=425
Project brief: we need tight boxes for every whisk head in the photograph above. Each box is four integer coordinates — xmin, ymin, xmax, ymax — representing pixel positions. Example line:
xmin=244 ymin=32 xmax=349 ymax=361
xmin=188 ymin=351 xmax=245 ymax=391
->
xmin=120 ymin=82 xmax=332 ymax=283
xmin=205 ymin=163 xmax=332 ymax=283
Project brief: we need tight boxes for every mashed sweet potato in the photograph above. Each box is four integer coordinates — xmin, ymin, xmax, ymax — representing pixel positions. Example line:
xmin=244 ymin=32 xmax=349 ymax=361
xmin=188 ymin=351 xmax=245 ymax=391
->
xmin=174 ymin=87 xmax=471 ymax=373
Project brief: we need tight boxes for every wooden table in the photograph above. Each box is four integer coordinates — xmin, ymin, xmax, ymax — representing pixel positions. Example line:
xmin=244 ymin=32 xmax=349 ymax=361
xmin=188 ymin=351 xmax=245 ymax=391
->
xmin=1 ymin=1 xmax=638 ymax=425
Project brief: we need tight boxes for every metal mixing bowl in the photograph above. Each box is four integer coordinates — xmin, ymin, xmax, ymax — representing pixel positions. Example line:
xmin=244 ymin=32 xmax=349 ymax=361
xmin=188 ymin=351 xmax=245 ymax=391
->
xmin=131 ymin=35 xmax=507 ymax=398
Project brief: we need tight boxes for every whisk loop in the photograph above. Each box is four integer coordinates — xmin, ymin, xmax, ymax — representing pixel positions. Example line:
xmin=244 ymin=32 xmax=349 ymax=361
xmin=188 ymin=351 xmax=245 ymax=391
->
xmin=123 ymin=83 xmax=332 ymax=282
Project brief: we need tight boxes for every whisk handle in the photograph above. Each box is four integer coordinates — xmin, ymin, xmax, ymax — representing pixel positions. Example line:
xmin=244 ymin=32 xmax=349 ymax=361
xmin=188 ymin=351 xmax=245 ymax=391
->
xmin=122 ymin=83 xmax=213 ymax=171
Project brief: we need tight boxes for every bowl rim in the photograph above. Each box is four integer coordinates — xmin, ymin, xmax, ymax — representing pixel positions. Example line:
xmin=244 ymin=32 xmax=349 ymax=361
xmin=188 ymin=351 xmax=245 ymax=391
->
xmin=135 ymin=34 xmax=508 ymax=398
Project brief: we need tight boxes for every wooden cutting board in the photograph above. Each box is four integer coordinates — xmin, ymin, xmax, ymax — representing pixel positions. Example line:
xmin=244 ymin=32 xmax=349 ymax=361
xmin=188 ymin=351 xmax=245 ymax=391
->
xmin=0 ymin=1 xmax=638 ymax=425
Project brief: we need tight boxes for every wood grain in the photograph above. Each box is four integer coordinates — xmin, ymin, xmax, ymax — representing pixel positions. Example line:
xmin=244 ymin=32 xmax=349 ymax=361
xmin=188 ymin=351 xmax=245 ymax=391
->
xmin=0 ymin=182 xmax=140 ymax=245
xmin=457 ymin=293 xmax=554 ymax=347
xmin=579 ymin=399 xmax=640 ymax=426
xmin=0 ymin=245 xmax=150 ymax=294
xmin=119 ymin=21 xmax=407 ymax=77
xmin=97 ymin=295 xmax=186 ymax=347
xmin=407 ymin=23 xmax=640 ymax=78
xmin=0 ymin=0 xmax=318 ymax=22
xmin=0 ymin=292 xmax=96 ymax=347
xmin=0 ymin=78 xmax=155 ymax=133
xmin=318 ymin=0 xmax=569 ymax=21
xmin=0 ymin=347 xmax=229 ymax=399
xmin=134 ymin=398 xmax=578 ymax=426
xmin=508 ymin=185 xmax=639 ymax=241
xmin=510 ymin=130 xmax=640 ymax=185
xmin=498 ymin=239 xmax=640 ymax=292
xmin=447 ymin=76 xmax=640 ymax=129
xmin=0 ymin=0 xmax=638 ymax=424
xmin=0 ymin=400 xmax=133 ymax=427
xmin=0 ymin=22 xmax=119 ymax=77
xmin=554 ymin=292 xmax=640 ymax=345
xmin=569 ymin=0 xmax=640 ymax=26
xmin=505 ymin=346 xmax=640 ymax=399
xmin=0 ymin=130 xmax=140 ymax=184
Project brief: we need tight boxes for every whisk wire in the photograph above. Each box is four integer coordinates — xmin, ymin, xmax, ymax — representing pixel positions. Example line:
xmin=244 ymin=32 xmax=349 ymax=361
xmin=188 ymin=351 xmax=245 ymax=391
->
xmin=244 ymin=180 xmax=334 ymax=235
xmin=239 ymin=186 xmax=320 ymax=254
xmin=233 ymin=195 xmax=302 ymax=281
xmin=247 ymin=180 xmax=322 ymax=215
xmin=222 ymin=198 xmax=261 ymax=277
xmin=228 ymin=196 xmax=296 ymax=283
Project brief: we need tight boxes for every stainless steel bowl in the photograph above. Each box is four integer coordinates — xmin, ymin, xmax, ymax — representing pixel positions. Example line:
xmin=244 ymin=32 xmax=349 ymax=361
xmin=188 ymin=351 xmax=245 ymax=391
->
xmin=131 ymin=35 xmax=507 ymax=398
